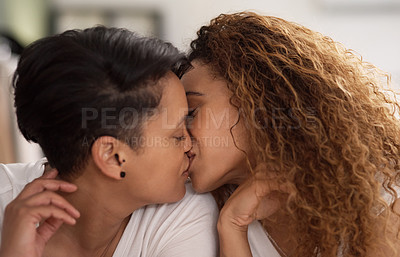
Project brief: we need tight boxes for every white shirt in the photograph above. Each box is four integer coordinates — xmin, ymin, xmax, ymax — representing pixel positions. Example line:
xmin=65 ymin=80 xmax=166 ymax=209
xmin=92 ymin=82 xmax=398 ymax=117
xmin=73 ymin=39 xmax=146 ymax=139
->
xmin=248 ymin=221 xmax=281 ymax=257
xmin=246 ymin=189 xmax=400 ymax=257
xmin=0 ymin=159 xmax=219 ymax=257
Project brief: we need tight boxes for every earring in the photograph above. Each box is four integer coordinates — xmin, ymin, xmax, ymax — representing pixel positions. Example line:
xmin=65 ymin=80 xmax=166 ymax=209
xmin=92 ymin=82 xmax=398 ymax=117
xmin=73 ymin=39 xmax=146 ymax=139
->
xmin=115 ymin=154 xmax=126 ymax=178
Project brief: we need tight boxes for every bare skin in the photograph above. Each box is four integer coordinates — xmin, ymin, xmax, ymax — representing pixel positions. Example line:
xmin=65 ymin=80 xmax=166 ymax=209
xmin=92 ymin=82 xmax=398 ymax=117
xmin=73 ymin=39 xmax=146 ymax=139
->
xmin=0 ymin=73 xmax=193 ymax=257
xmin=182 ymin=62 xmax=400 ymax=257
xmin=182 ymin=62 xmax=295 ymax=256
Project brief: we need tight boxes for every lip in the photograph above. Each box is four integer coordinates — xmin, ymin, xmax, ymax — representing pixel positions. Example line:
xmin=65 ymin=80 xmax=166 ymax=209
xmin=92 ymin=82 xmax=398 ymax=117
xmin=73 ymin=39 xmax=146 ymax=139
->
xmin=182 ymin=155 xmax=194 ymax=175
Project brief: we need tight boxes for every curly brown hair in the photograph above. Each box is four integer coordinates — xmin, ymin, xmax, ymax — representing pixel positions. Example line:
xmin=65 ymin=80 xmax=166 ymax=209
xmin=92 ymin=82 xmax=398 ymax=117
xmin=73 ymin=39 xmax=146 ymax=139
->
xmin=188 ymin=12 xmax=400 ymax=256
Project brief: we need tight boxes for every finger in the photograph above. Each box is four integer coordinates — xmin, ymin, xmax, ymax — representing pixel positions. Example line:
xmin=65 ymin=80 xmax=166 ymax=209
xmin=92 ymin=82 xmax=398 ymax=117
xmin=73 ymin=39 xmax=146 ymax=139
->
xmin=24 ymin=191 xmax=80 ymax=218
xmin=36 ymin=217 xmax=64 ymax=243
xmin=17 ymin=179 xmax=78 ymax=200
xmin=30 ymin=205 xmax=77 ymax=226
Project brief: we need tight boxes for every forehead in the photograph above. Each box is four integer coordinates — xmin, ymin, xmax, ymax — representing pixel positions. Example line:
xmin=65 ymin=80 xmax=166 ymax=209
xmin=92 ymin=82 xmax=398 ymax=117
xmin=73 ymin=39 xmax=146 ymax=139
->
xmin=159 ymin=73 xmax=186 ymax=104
xmin=143 ymin=73 xmax=188 ymax=131
xmin=181 ymin=62 xmax=231 ymax=98
xmin=181 ymin=62 xmax=212 ymax=87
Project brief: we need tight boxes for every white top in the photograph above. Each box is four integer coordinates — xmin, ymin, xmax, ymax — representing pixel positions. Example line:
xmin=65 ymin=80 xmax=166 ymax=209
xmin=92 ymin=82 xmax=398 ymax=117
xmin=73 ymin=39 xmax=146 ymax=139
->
xmin=248 ymin=221 xmax=281 ymax=257
xmin=0 ymin=159 xmax=219 ymax=257
xmin=247 ymin=190 xmax=400 ymax=257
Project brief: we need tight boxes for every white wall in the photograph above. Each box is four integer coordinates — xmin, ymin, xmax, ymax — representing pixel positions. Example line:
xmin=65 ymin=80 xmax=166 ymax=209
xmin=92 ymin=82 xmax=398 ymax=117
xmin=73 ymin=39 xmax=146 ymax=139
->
xmin=51 ymin=0 xmax=400 ymax=88
xmin=51 ymin=0 xmax=318 ymax=50
xmin=312 ymin=13 xmax=400 ymax=89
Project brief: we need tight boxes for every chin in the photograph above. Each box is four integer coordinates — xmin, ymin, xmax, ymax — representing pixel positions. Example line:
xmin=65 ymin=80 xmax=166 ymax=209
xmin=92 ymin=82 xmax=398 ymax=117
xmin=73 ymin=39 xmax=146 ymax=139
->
xmin=190 ymin=177 xmax=211 ymax=194
xmin=191 ymin=184 xmax=206 ymax=194
xmin=165 ymin=187 xmax=187 ymax=203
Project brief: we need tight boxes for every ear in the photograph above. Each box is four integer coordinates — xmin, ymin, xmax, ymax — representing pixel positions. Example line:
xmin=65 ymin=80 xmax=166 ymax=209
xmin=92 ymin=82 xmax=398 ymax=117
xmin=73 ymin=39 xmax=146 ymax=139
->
xmin=91 ymin=136 xmax=126 ymax=180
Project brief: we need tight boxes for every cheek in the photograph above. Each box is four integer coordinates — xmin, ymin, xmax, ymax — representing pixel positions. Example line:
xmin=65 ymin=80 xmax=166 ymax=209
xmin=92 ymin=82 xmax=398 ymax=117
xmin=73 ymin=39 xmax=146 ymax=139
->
xmin=159 ymin=142 xmax=185 ymax=167
xmin=190 ymin=108 xmax=233 ymax=139
xmin=198 ymin=142 xmax=244 ymax=175
xmin=149 ymin=145 xmax=187 ymax=199
xmin=137 ymin=142 xmax=185 ymax=177
xmin=160 ymin=145 xmax=187 ymax=198
xmin=190 ymin=133 xmax=247 ymax=192
xmin=189 ymin=111 xmax=250 ymax=191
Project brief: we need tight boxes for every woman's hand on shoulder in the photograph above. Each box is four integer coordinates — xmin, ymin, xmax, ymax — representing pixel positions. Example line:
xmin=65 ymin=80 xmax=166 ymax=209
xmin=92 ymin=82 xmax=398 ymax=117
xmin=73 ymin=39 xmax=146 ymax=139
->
xmin=217 ymin=165 xmax=292 ymax=257
xmin=0 ymin=170 xmax=80 ymax=257
xmin=218 ymin=165 xmax=291 ymax=231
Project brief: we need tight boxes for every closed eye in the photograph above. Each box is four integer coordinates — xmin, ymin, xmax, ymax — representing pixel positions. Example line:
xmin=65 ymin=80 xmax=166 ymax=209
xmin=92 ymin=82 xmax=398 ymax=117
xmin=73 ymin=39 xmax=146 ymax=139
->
xmin=174 ymin=136 xmax=186 ymax=141
xmin=187 ymin=107 xmax=198 ymax=118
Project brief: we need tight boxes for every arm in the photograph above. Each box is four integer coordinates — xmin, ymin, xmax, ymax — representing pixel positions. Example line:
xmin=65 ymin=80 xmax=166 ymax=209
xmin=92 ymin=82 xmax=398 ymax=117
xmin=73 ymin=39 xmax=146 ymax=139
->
xmin=217 ymin=214 xmax=252 ymax=257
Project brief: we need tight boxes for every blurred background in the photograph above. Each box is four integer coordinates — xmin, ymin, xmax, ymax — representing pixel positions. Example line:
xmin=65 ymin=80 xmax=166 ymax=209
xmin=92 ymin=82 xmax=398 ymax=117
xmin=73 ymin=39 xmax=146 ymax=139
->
xmin=1 ymin=0 xmax=400 ymax=164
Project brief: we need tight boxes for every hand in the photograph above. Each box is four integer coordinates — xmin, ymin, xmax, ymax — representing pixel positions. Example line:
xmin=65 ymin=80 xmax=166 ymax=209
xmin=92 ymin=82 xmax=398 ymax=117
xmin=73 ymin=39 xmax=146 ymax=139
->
xmin=219 ymin=166 xmax=291 ymax=232
xmin=217 ymin=166 xmax=292 ymax=257
xmin=0 ymin=170 xmax=80 ymax=257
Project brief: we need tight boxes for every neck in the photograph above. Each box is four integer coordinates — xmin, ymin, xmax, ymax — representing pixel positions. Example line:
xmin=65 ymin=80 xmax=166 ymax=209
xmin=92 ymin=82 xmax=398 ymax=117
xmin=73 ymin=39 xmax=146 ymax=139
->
xmin=44 ymin=165 xmax=139 ymax=256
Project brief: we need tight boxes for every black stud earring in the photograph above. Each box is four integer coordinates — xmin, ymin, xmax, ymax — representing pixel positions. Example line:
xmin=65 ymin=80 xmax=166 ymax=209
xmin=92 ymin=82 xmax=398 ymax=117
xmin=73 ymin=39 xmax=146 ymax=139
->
xmin=120 ymin=171 xmax=126 ymax=178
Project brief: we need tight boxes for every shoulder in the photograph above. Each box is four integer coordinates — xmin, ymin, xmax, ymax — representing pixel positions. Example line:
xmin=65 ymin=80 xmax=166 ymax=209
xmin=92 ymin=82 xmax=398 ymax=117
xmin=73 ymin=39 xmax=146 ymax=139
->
xmin=0 ymin=158 xmax=46 ymax=203
xmin=156 ymin=183 xmax=219 ymax=256
xmin=143 ymin=183 xmax=219 ymax=229
xmin=248 ymin=221 xmax=281 ymax=257
xmin=125 ymin=183 xmax=219 ymax=257
xmin=178 ymin=183 xmax=219 ymax=212
xmin=0 ymin=158 xmax=47 ymax=242
xmin=162 ymin=183 xmax=219 ymax=225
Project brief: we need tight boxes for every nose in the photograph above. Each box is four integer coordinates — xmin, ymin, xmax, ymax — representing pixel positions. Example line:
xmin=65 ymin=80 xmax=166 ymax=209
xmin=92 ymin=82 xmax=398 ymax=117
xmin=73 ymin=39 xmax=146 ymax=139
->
xmin=183 ymin=127 xmax=192 ymax=153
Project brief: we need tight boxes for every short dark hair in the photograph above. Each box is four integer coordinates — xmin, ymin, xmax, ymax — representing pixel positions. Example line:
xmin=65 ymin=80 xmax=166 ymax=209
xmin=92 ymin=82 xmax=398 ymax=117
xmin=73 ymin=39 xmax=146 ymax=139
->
xmin=13 ymin=26 xmax=187 ymax=177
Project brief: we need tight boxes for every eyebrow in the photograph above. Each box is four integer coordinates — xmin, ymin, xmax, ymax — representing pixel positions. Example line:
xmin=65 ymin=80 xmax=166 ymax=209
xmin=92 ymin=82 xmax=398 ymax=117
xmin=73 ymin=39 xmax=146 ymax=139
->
xmin=186 ymin=91 xmax=205 ymax=96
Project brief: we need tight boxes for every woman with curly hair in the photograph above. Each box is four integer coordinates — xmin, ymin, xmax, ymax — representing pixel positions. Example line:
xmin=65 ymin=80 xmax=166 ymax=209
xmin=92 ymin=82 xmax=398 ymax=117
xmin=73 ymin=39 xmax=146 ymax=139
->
xmin=182 ymin=12 xmax=400 ymax=257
